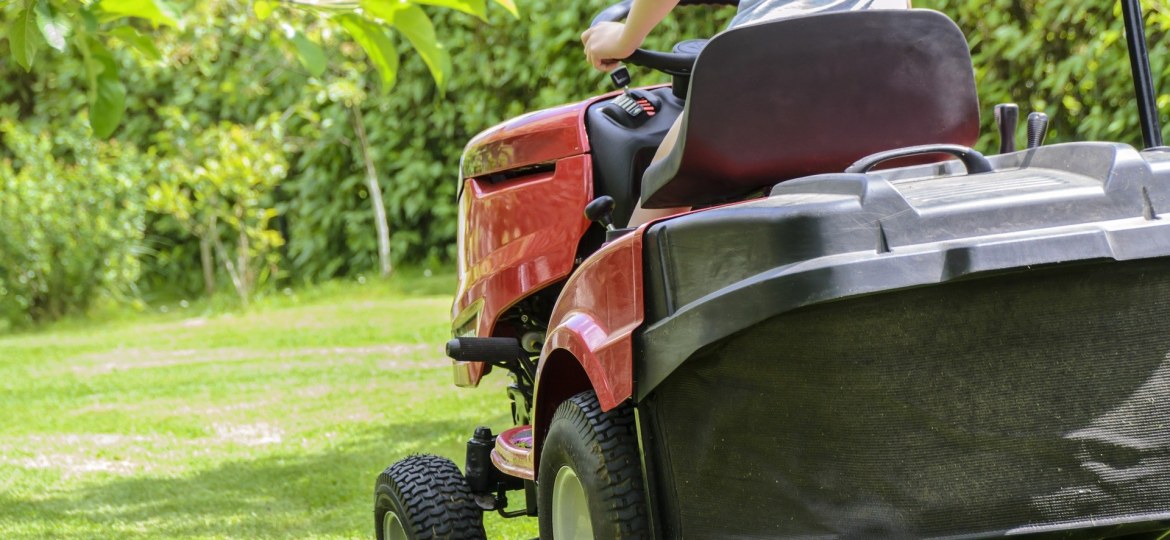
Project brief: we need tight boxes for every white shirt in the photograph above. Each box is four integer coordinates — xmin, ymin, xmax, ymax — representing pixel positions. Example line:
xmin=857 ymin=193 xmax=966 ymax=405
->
xmin=728 ymin=0 xmax=908 ymax=28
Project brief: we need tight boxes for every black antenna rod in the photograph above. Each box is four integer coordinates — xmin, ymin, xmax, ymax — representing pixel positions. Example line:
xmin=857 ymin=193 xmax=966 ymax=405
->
xmin=1121 ymin=0 xmax=1164 ymax=148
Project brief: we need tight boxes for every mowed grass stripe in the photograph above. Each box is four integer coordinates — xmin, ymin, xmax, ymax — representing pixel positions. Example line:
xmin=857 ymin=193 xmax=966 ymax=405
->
xmin=0 ymin=274 xmax=539 ymax=539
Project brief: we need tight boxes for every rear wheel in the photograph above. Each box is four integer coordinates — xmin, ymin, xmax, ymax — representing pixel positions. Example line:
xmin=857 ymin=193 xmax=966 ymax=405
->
xmin=537 ymin=391 xmax=650 ymax=539
xmin=374 ymin=454 xmax=486 ymax=540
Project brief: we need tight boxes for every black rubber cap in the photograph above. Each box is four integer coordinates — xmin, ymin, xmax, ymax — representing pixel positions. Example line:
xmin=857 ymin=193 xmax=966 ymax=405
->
xmin=610 ymin=66 xmax=631 ymax=88
xmin=446 ymin=337 xmax=522 ymax=363
xmin=585 ymin=196 xmax=617 ymax=229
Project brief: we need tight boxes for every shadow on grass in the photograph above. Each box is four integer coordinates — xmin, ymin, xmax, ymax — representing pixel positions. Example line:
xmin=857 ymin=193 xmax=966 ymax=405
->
xmin=0 ymin=420 xmax=474 ymax=538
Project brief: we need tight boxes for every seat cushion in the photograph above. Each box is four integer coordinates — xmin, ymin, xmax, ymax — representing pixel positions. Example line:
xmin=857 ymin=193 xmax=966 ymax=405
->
xmin=641 ymin=9 xmax=980 ymax=208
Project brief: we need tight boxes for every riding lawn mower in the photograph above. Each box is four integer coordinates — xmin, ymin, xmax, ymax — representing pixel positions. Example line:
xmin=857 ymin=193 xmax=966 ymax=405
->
xmin=375 ymin=1 xmax=1170 ymax=538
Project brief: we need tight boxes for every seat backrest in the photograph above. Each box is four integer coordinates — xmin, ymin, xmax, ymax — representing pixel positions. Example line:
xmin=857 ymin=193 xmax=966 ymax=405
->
xmin=641 ymin=9 xmax=980 ymax=209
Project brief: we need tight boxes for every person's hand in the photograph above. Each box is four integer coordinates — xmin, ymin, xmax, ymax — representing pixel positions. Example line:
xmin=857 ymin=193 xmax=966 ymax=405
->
xmin=581 ymin=22 xmax=639 ymax=72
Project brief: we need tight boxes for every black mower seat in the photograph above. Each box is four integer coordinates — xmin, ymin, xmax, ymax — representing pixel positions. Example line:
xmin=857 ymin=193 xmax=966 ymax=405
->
xmin=641 ymin=9 xmax=980 ymax=209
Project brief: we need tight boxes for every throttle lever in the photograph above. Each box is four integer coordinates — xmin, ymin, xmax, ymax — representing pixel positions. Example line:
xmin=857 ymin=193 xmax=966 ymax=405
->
xmin=1027 ymin=112 xmax=1050 ymax=149
xmin=994 ymin=103 xmax=1019 ymax=154
xmin=585 ymin=196 xmax=617 ymax=231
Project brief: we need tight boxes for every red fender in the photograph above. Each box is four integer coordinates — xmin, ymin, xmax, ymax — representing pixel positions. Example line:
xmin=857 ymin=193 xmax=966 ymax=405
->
xmin=543 ymin=312 xmax=631 ymax=409
xmin=530 ymin=230 xmax=644 ymax=474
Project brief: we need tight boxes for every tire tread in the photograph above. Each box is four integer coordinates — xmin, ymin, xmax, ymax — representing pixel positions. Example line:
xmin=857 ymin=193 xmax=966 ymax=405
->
xmin=539 ymin=390 xmax=649 ymax=538
xmin=375 ymin=454 xmax=486 ymax=540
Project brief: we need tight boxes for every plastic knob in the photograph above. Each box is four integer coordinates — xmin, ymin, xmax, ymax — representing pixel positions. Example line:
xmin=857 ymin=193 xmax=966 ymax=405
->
xmin=584 ymin=196 xmax=617 ymax=231
xmin=610 ymin=66 xmax=631 ymax=89
xmin=1027 ymin=112 xmax=1050 ymax=149
xmin=994 ymin=103 xmax=1019 ymax=154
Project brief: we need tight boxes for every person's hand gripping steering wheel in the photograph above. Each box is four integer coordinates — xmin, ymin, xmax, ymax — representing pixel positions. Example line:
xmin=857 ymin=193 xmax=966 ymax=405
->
xmin=580 ymin=0 xmax=740 ymax=76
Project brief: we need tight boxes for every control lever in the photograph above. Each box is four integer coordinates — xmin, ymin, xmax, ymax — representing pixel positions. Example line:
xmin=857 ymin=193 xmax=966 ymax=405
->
xmin=603 ymin=65 xmax=655 ymax=123
xmin=585 ymin=196 xmax=617 ymax=231
xmin=610 ymin=66 xmax=632 ymax=96
xmin=1027 ymin=112 xmax=1050 ymax=149
xmin=994 ymin=103 xmax=1019 ymax=154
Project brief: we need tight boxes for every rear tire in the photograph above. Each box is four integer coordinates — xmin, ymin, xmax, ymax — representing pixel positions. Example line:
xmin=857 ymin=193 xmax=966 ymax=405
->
xmin=374 ymin=454 xmax=486 ymax=540
xmin=537 ymin=391 xmax=650 ymax=539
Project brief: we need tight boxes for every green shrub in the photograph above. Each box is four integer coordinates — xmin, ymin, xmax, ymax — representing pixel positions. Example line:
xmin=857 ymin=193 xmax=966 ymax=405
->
xmin=0 ymin=119 xmax=146 ymax=327
xmin=148 ymin=112 xmax=289 ymax=305
xmin=275 ymin=2 xmax=734 ymax=280
xmin=918 ymin=0 xmax=1170 ymax=151
xmin=3 ymin=0 xmax=1170 ymax=323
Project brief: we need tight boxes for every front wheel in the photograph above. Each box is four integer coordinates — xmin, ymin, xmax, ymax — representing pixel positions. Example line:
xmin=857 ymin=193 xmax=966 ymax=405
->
xmin=537 ymin=391 xmax=650 ymax=539
xmin=374 ymin=454 xmax=486 ymax=540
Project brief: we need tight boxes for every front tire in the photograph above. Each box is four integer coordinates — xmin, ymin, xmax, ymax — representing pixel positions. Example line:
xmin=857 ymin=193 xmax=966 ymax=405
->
xmin=537 ymin=391 xmax=650 ymax=539
xmin=374 ymin=454 xmax=486 ymax=540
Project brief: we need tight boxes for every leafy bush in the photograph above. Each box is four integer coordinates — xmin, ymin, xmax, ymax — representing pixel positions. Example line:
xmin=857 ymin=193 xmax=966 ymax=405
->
xmin=3 ymin=0 xmax=1170 ymax=326
xmin=148 ymin=112 xmax=289 ymax=305
xmin=277 ymin=1 xmax=733 ymax=279
xmin=0 ymin=119 xmax=146 ymax=328
xmin=279 ymin=0 xmax=1170 ymax=276
xmin=918 ymin=0 xmax=1170 ymax=151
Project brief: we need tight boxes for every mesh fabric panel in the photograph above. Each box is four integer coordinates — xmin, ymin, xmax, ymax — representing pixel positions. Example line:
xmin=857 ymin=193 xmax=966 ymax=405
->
xmin=646 ymin=259 xmax=1170 ymax=538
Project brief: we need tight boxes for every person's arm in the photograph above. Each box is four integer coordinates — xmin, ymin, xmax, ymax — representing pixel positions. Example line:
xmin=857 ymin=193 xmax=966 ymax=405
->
xmin=581 ymin=0 xmax=680 ymax=71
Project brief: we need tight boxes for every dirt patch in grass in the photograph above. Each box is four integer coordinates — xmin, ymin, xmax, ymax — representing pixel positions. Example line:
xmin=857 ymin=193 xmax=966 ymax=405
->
xmin=0 ymin=279 xmax=540 ymax=538
xmin=0 ymin=434 xmax=160 ymax=477
xmin=14 ymin=454 xmax=145 ymax=476
xmin=69 ymin=344 xmax=438 ymax=375
xmin=0 ymin=425 xmax=287 ymax=479
xmin=211 ymin=423 xmax=284 ymax=446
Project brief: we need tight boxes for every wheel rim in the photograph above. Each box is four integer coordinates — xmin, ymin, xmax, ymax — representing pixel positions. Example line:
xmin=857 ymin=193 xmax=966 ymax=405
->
xmin=552 ymin=465 xmax=593 ymax=540
xmin=382 ymin=510 xmax=408 ymax=540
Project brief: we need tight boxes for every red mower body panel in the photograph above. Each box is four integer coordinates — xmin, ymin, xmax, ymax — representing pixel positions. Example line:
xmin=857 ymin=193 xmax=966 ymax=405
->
xmin=452 ymin=158 xmax=594 ymax=387
xmin=460 ymin=101 xmax=593 ymax=179
xmin=452 ymin=97 xmax=616 ymax=387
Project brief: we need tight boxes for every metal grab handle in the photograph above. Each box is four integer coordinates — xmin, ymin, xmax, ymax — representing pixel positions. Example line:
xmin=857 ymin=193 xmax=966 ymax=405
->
xmin=846 ymin=144 xmax=993 ymax=175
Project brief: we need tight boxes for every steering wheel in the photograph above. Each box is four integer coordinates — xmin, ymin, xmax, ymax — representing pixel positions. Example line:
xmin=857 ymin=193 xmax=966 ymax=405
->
xmin=589 ymin=0 xmax=740 ymax=76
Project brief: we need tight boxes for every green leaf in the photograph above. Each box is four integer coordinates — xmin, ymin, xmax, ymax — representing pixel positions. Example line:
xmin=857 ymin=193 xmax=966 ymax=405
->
xmin=358 ymin=0 xmax=407 ymax=22
xmin=106 ymin=26 xmax=162 ymax=61
xmin=79 ymin=8 xmax=100 ymax=33
xmin=253 ymin=0 xmax=276 ymax=21
xmin=10 ymin=2 xmax=40 ymax=71
xmin=410 ymin=0 xmax=488 ymax=20
xmin=374 ymin=4 xmax=451 ymax=91
xmin=35 ymin=1 xmax=70 ymax=53
xmin=290 ymin=31 xmax=327 ymax=77
xmin=337 ymin=15 xmax=398 ymax=92
xmin=97 ymin=0 xmax=181 ymax=28
xmin=85 ymin=40 xmax=127 ymax=138
xmin=490 ymin=0 xmax=518 ymax=18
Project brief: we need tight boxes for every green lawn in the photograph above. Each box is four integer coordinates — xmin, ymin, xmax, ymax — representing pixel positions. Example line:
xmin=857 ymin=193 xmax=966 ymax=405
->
xmin=0 ymin=273 xmax=539 ymax=539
